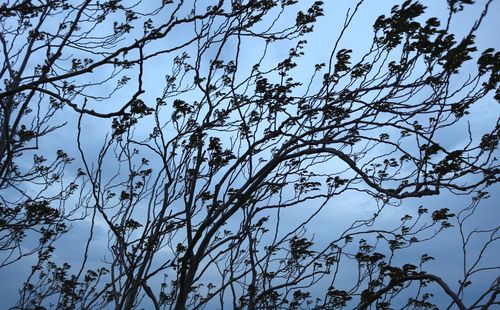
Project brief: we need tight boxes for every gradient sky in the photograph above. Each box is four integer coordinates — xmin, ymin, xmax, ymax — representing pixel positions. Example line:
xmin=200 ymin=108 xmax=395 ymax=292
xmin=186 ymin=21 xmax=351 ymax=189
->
xmin=1 ymin=0 xmax=499 ymax=308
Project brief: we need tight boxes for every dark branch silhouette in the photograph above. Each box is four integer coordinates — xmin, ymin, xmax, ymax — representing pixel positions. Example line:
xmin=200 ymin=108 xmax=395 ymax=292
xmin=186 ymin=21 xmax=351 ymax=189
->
xmin=1 ymin=0 xmax=499 ymax=309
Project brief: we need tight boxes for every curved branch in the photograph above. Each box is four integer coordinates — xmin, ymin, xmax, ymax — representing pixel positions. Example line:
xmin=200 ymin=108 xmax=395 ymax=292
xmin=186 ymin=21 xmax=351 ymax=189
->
xmin=358 ymin=273 xmax=466 ymax=310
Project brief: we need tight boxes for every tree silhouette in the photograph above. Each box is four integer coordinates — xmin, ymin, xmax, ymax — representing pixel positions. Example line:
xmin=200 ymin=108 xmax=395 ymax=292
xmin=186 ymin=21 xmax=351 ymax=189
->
xmin=1 ymin=0 xmax=499 ymax=309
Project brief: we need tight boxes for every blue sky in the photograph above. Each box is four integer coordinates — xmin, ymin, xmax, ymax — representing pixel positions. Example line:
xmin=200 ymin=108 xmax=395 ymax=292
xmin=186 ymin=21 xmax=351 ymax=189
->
xmin=0 ymin=0 xmax=499 ymax=308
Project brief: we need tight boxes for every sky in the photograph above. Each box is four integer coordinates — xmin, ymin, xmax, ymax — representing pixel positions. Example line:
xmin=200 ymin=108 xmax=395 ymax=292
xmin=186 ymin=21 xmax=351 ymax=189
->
xmin=0 ymin=0 xmax=499 ymax=309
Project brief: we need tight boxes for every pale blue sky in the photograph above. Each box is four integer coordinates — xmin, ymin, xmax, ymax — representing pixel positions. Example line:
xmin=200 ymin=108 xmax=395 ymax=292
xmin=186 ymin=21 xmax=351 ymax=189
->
xmin=0 ymin=0 xmax=498 ymax=308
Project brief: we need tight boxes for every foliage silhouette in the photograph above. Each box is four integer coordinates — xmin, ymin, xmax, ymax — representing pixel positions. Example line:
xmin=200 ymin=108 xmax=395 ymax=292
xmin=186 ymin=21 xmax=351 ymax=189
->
xmin=0 ymin=0 xmax=499 ymax=309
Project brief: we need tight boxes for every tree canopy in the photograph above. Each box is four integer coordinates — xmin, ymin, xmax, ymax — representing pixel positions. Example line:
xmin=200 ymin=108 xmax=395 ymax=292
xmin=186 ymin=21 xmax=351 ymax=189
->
xmin=0 ymin=0 xmax=499 ymax=309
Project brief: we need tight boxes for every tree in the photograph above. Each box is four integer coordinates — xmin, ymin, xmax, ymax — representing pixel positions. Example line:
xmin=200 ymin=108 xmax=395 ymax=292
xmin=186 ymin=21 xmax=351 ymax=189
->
xmin=1 ymin=0 xmax=499 ymax=309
